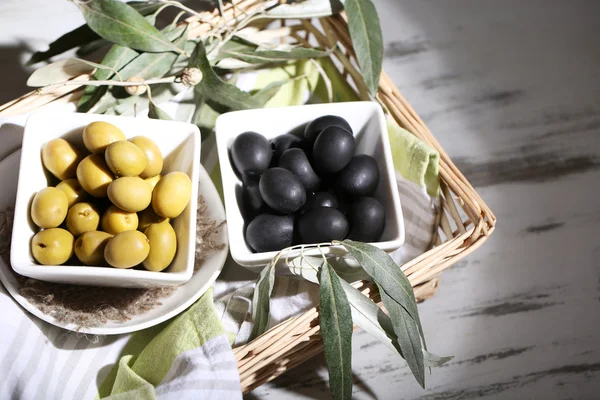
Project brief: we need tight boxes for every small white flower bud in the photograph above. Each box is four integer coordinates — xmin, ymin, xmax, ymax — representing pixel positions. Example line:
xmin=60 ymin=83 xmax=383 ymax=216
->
xmin=181 ymin=68 xmax=203 ymax=87
xmin=125 ymin=77 xmax=147 ymax=96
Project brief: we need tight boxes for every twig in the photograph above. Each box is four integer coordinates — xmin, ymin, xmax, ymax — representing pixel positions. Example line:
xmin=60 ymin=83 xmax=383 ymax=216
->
xmin=38 ymin=76 xmax=177 ymax=95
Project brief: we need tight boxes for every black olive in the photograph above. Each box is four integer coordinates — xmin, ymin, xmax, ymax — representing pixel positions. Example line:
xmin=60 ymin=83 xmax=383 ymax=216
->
xmin=304 ymin=115 xmax=352 ymax=146
xmin=312 ymin=126 xmax=355 ymax=174
xmin=259 ymin=167 xmax=306 ymax=214
xmin=278 ymin=148 xmax=321 ymax=191
xmin=246 ymin=214 xmax=294 ymax=252
xmin=297 ymin=207 xmax=349 ymax=243
xmin=240 ymin=181 xmax=265 ymax=221
xmin=303 ymin=191 xmax=338 ymax=212
xmin=337 ymin=155 xmax=380 ymax=197
xmin=231 ymin=131 xmax=272 ymax=182
xmin=271 ymin=134 xmax=303 ymax=161
xmin=348 ymin=197 xmax=385 ymax=242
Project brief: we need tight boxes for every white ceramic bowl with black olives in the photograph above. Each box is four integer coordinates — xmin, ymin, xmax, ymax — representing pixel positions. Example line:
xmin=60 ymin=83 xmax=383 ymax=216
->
xmin=215 ymin=102 xmax=405 ymax=271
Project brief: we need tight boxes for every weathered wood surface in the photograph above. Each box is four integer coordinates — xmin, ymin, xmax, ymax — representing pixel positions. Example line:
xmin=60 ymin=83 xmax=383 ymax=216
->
xmin=0 ymin=0 xmax=598 ymax=399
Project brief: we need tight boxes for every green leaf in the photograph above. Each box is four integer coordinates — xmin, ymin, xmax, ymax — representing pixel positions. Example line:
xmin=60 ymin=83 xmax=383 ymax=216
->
xmin=26 ymin=1 xmax=162 ymax=65
xmin=148 ymin=100 xmax=172 ymax=120
xmin=76 ymin=39 xmax=111 ymax=57
xmin=318 ymin=262 xmax=353 ymax=400
xmin=78 ymin=0 xmax=184 ymax=54
xmin=345 ymin=0 xmax=383 ymax=95
xmin=330 ymin=257 xmax=372 ymax=283
xmin=339 ymin=240 xmax=424 ymax=342
xmin=77 ymin=44 xmax=139 ymax=112
xmin=249 ymin=258 xmax=277 ymax=340
xmin=190 ymin=41 xmax=261 ymax=111
xmin=212 ymin=37 xmax=258 ymax=63
xmin=423 ymin=350 xmax=453 ymax=368
xmin=127 ymin=1 xmax=164 ymax=16
xmin=287 ymin=256 xmax=320 ymax=283
xmin=218 ymin=47 xmax=329 ymax=65
xmin=338 ymin=279 xmax=397 ymax=353
xmin=26 ymin=58 xmax=119 ymax=87
xmin=117 ymin=26 xmax=187 ymax=80
xmin=288 ymin=257 xmax=452 ymax=370
xmin=379 ymin=287 xmax=425 ymax=387
xmin=27 ymin=25 xmax=99 ymax=66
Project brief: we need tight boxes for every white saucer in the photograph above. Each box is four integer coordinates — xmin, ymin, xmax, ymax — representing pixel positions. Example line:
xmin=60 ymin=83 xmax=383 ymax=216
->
xmin=0 ymin=149 xmax=228 ymax=335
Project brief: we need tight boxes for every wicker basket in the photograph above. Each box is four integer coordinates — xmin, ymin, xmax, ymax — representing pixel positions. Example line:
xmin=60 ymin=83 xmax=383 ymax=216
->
xmin=0 ymin=0 xmax=496 ymax=394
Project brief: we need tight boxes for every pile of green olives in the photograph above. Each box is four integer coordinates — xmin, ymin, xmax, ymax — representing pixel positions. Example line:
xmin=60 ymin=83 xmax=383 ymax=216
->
xmin=231 ymin=115 xmax=385 ymax=253
xmin=30 ymin=121 xmax=192 ymax=272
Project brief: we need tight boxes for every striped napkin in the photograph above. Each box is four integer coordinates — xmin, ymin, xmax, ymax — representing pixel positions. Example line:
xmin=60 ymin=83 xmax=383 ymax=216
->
xmin=0 ymin=59 xmax=439 ymax=399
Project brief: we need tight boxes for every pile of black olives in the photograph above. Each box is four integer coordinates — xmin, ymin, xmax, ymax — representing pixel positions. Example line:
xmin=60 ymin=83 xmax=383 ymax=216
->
xmin=231 ymin=115 xmax=386 ymax=253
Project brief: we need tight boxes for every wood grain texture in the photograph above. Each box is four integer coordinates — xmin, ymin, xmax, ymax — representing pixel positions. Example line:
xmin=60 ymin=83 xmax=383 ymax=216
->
xmin=0 ymin=0 xmax=598 ymax=399
xmin=251 ymin=0 xmax=600 ymax=398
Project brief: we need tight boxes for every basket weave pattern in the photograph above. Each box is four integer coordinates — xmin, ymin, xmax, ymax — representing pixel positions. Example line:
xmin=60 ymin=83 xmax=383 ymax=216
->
xmin=0 ymin=0 xmax=496 ymax=393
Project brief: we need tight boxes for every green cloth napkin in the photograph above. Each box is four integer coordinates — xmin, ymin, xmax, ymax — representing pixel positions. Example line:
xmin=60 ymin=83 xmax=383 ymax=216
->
xmin=98 ymin=289 xmax=236 ymax=399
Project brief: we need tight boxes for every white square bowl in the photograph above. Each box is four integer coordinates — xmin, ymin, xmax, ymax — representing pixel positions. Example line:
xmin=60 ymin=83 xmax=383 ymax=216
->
xmin=215 ymin=101 xmax=405 ymax=271
xmin=11 ymin=112 xmax=201 ymax=288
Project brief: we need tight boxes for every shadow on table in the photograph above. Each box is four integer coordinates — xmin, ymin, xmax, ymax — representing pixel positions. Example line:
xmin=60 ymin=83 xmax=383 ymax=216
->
xmin=0 ymin=45 xmax=35 ymax=106
xmin=0 ymin=123 xmax=25 ymax=161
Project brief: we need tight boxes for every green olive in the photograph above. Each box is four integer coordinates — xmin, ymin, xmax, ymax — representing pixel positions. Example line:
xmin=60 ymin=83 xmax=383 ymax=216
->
xmin=129 ymin=136 xmax=163 ymax=179
xmin=66 ymin=202 xmax=100 ymax=236
xmin=152 ymin=172 xmax=192 ymax=218
xmin=101 ymin=205 xmax=139 ymax=234
xmin=31 ymin=228 xmax=74 ymax=265
xmin=56 ymin=178 xmax=88 ymax=207
xmin=145 ymin=174 xmax=161 ymax=190
xmin=105 ymin=140 xmax=148 ymax=177
xmin=42 ymin=138 xmax=81 ymax=181
xmin=74 ymin=231 xmax=112 ymax=266
xmin=77 ymin=154 xmax=114 ymax=197
xmin=104 ymin=230 xmax=150 ymax=269
xmin=83 ymin=121 xmax=126 ymax=154
xmin=138 ymin=207 xmax=169 ymax=231
xmin=143 ymin=221 xmax=177 ymax=272
xmin=31 ymin=187 xmax=68 ymax=228
xmin=107 ymin=177 xmax=152 ymax=212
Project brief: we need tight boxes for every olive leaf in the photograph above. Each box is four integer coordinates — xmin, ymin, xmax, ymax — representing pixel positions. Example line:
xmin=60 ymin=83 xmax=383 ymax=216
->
xmin=26 ymin=58 xmax=119 ymax=87
xmin=25 ymin=1 xmax=160 ymax=65
xmin=218 ymin=47 xmax=330 ymax=65
xmin=249 ymin=257 xmax=277 ymax=340
xmin=190 ymin=41 xmax=262 ymax=111
xmin=339 ymin=240 xmax=425 ymax=344
xmin=148 ymin=100 xmax=173 ymax=120
xmin=341 ymin=279 xmax=451 ymax=368
xmin=79 ymin=0 xmax=184 ymax=54
xmin=76 ymin=39 xmax=111 ymax=57
xmin=78 ymin=25 xmax=184 ymax=112
xmin=117 ymin=26 xmax=188 ymax=80
xmin=379 ymin=287 xmax=425 ymax=388
xmin=287 ymin=256 xmax=451 ymax=370
xmin=344 ymin=0 xmax=383 ymax=95
xmin=77 ymin=45 xmax=139 ymax=112
xmin=211 ymin=37 xmax=258 ymax=63
xmin=318 ymin=261 xmax=353 ymax=400
xmin=170 ymin=40 xmax=200 ymax=74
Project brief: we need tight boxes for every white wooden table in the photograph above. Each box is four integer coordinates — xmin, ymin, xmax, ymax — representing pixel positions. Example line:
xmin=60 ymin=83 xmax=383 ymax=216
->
xmin=1 ymin=1 xmax=599 ymax=399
